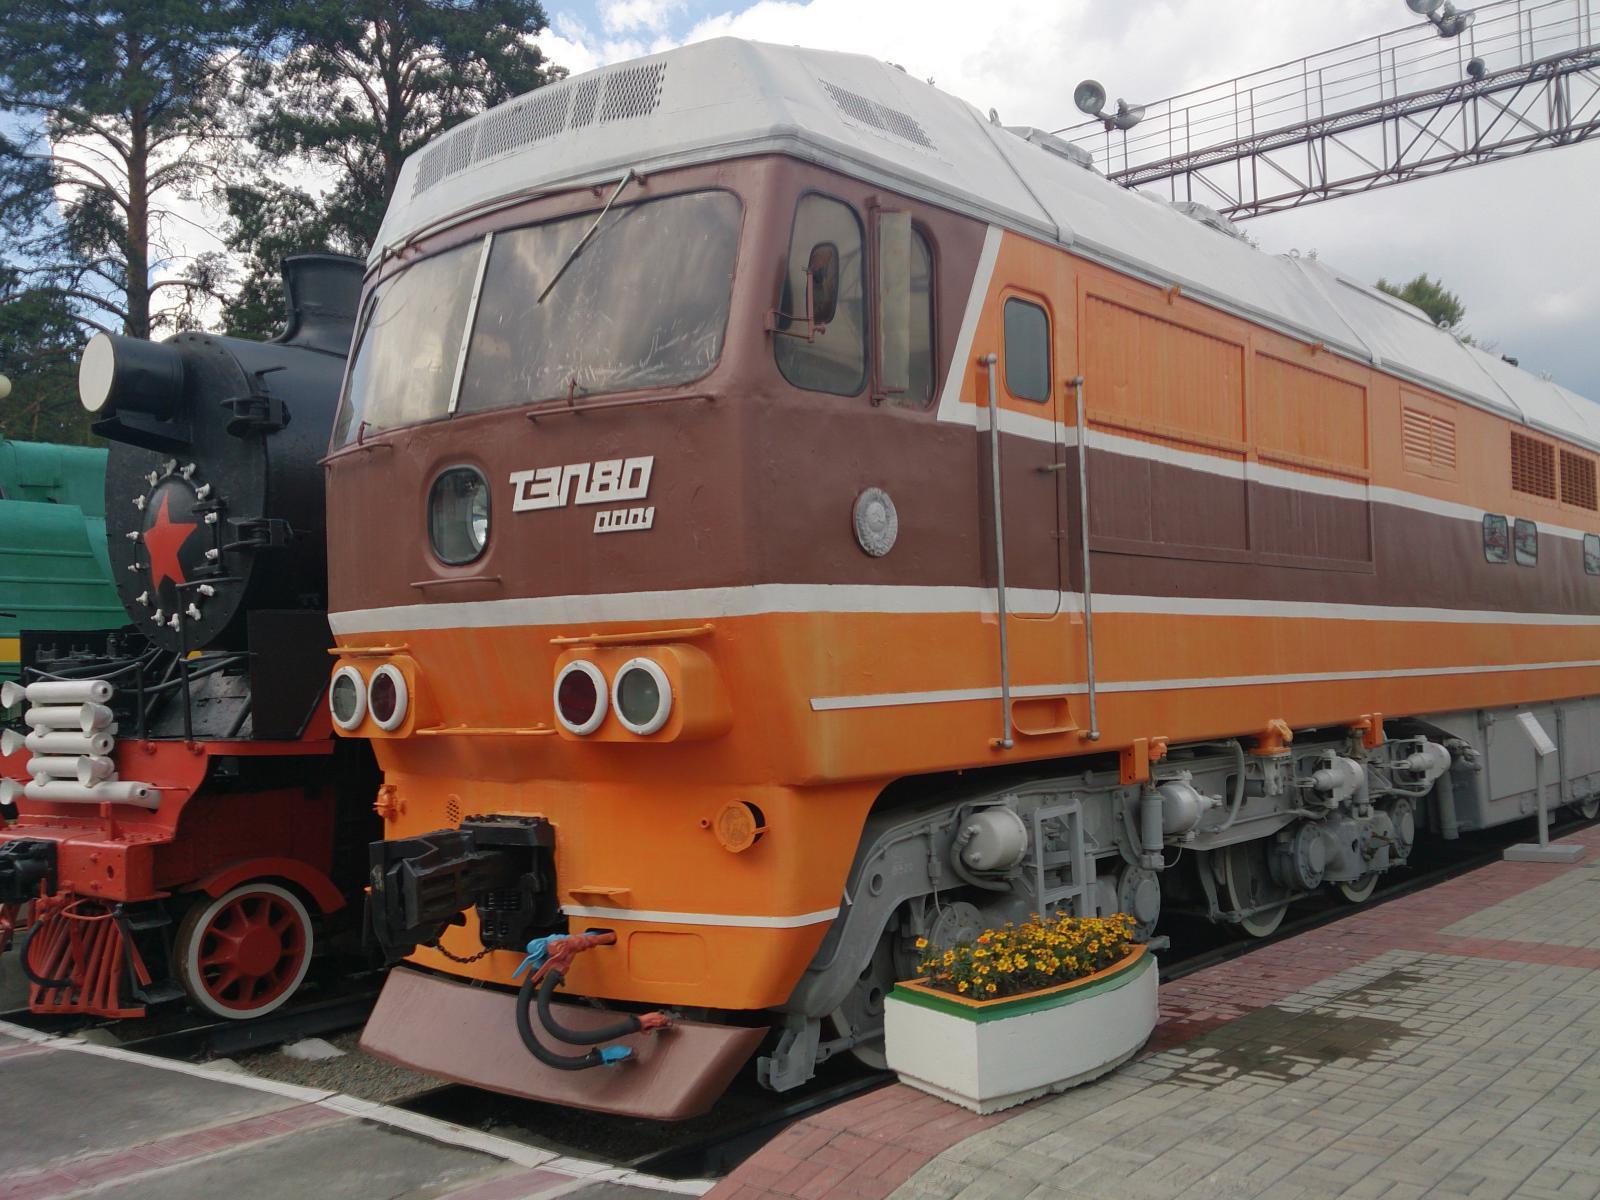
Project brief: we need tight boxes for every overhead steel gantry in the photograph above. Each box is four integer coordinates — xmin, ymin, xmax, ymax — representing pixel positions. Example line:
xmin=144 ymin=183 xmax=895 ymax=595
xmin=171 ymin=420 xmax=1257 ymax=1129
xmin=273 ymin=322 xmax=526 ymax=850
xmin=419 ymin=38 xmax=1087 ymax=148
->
xmin=1055 ymin=0 xmax=1600 ymax=219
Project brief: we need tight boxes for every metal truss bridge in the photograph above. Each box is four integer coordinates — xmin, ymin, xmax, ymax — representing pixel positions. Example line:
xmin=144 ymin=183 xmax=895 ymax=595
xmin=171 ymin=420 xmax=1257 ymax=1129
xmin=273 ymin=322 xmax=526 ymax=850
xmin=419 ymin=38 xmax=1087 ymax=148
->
xmin=1055 ymin=0 xmax=1600 ymax=219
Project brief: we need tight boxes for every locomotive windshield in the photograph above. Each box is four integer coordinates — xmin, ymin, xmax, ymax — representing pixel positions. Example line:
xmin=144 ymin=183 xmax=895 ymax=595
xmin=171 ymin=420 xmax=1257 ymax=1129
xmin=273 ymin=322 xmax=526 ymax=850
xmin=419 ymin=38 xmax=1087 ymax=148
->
xmin=333 ymin=190 xmax=741 ymax=446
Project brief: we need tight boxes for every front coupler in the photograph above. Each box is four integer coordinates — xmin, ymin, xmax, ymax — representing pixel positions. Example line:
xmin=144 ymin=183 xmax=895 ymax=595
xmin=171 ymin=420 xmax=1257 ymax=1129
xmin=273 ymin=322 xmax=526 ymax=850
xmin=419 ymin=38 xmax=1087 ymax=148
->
xmin=0 ymin=839 xmax=57 ymax=904
xmin=367 ymin=815 xmax=560 ymax=960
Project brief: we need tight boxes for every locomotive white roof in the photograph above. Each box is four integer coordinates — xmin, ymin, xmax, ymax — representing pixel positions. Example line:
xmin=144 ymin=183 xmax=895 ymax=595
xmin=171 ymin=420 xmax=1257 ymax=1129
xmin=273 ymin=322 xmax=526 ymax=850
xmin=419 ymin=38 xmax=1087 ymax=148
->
xmin=377 ymin=38 xmax=1598 ymax=449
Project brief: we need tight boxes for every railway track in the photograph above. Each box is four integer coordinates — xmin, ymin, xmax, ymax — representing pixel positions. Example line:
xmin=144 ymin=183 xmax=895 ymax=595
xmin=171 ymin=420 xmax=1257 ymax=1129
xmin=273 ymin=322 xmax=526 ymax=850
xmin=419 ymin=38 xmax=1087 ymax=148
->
xmin=4 ymin=811 xmax=1589 ymax=1180
xmin=1 ymin=973 xmax=381 ymax=1061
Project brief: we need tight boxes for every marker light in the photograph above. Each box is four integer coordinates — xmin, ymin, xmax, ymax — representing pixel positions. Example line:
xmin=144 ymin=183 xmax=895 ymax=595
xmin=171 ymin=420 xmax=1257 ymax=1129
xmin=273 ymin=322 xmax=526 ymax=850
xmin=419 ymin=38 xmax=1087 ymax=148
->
xmin=428 ymin=466 xmax=490 ymax=564
xmin=612 ymin=658 xmax=673 ymax=736
xmin=554 ymin=660 xmax=607 ymax=735
xmin=329 ymin=666 xmax=366 ymax=730
xmin=368 ymin=664 xmax=409 ymax=731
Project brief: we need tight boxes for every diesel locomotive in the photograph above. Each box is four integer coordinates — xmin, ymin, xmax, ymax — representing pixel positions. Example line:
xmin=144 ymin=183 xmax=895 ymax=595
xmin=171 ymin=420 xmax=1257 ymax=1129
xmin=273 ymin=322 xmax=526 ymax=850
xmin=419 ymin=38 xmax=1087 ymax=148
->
xmin=0 ymin=255 xmax=378 ymax=1019
xmin=328 ymin=41 xmax=1600 ymax=1117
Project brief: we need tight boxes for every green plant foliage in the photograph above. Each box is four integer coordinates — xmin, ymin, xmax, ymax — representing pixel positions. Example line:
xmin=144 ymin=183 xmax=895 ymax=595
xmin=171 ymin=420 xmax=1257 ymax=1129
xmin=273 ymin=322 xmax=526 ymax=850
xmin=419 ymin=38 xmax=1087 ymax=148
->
xmin=221 ymin=0 xmax=565 ymax=338
xmin=0 ymin=0 xmax=258 ymax=343
xmin=1376 ymin=274 xmax=1468 ymax=334
xmin=915 ymin=912 xmax=1138 ymax=1000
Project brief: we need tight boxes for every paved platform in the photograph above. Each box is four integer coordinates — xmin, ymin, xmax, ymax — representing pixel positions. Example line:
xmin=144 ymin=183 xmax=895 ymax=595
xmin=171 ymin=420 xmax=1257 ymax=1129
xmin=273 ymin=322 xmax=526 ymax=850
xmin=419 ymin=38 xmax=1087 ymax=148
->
xmin=713 ymin=825 xmax=1600 ymax=1200
xmin=0 ymin=1021 xmax=711 ymax=1200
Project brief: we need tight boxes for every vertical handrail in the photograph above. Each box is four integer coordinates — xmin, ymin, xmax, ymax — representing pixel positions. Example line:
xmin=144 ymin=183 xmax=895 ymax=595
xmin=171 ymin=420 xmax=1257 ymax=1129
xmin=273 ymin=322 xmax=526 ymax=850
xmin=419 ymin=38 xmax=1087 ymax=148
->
xmin=1072 ymin=376 xmax=1101 ymax=742
xmin=981 ymin=354 xmax=1013 ymax=751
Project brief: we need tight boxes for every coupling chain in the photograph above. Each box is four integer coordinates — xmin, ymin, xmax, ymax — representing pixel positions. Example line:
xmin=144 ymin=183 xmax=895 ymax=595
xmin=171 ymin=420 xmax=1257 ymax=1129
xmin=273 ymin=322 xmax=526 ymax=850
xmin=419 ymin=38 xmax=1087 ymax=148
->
xmin=429 ymin=941 xmax=493 ymax=965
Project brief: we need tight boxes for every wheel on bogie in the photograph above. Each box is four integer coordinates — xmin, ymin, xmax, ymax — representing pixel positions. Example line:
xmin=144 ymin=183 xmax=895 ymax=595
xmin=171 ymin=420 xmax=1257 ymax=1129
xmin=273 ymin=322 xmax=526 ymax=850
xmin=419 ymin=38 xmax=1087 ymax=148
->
xmin=1580 ymin=797 xmax=1599 ymax=821
xmin=828 ymin=931 xmax=901 ymax=1069
xmin=1222 ymin=841 xmax=1289 ymax=938
xmin=175 ymin=882 xmax=313 ymax=1019
xmin=1337 ymin=873 xmax=1380 ymax=905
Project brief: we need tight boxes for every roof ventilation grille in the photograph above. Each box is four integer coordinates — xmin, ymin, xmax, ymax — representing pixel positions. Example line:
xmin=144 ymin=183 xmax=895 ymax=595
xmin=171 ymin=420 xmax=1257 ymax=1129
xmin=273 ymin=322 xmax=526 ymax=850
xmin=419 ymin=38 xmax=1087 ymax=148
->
xmin=599 ymin=62 xmax=666 ymax=123
xmin=568 ymin=76 xmax=601 ymax=129
xmin=412 ymin=143 xmax=447 ymax=196
xmin=446 ymin=125 xmax=478 ymax=176
xmin=410 ymin=63 xmax=669 ymax=197
xmin=822 ymin=80 xmax=935 ymax=149
xmin=478 ymin=86 xmax=572 ymax=161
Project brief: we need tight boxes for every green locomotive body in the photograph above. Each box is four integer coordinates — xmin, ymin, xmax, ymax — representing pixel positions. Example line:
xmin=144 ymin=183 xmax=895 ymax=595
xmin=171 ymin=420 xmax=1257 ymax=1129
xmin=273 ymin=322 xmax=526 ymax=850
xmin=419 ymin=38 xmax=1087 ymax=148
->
xmin=0 ymin=436 xmax=126 ymax=692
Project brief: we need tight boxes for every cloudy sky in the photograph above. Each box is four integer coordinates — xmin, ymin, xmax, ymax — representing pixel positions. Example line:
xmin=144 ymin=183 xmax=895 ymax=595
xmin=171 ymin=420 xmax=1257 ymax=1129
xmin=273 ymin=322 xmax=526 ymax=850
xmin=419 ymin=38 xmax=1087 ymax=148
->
xmin=536 ymin=0 xmax=1600 ymax=398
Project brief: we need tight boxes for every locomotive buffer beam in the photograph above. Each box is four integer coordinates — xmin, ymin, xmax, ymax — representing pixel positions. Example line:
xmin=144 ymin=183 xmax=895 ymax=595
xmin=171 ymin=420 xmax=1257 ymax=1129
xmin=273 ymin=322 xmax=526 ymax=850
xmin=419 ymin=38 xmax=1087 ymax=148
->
xmin=1107 ymin=45 xmax=1600 ymax=219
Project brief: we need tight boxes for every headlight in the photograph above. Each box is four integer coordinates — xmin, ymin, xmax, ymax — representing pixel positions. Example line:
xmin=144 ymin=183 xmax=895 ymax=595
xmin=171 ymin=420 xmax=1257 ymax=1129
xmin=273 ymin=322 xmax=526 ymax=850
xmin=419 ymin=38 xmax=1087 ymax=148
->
xmin=368 ymin=664 xmax=409 ymax=731
xmin=554 ymin=660 xmax=607 ymax=735
xmin=329 ymin=666 xmax=366 ymax=730
xmin=428 ymin=466 xmax=489 ymax=564
xmin=612 ymin=658 xmax=672 ymax=736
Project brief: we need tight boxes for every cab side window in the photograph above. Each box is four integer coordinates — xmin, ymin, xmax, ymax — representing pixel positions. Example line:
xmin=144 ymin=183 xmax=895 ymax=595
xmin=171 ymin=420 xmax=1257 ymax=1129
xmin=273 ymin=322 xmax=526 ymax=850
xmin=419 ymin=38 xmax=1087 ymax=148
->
xmin=1004 ymin=297 xmax=1050 ymax=402
xmin=776 ymin=195 xmax=866 ymax=396
xmin=905 ymin=229 xmax=936 ymax=406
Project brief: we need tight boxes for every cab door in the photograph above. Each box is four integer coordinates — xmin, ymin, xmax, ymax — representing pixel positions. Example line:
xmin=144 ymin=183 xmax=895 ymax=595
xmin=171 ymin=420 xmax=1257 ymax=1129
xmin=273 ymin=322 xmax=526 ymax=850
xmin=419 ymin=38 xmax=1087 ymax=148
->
xmin=998 ymin=290 xmax=1067 ymax=618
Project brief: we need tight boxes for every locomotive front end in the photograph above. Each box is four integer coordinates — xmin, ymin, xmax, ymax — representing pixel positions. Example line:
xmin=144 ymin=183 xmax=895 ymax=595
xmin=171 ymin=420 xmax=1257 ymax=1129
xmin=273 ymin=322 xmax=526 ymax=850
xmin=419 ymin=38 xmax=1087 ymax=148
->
xmin=0 ymin=255 xmax=378 ymax=1020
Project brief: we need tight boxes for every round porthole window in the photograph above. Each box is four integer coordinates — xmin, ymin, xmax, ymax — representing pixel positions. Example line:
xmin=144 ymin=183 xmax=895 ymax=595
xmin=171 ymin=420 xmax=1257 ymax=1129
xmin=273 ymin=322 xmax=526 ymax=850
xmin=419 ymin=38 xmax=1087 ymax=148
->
xmin=428 ymin=466 xmax=490 ymax=565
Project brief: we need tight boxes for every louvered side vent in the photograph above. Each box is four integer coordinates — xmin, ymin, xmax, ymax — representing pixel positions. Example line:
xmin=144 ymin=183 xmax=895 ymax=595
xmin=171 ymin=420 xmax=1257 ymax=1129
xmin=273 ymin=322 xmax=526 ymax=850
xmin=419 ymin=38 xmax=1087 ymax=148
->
xmin=822 ymin=80 xmax=936 ymax=149
xmin=1511 ymin=430 xmax=1557 ymax=500
xmin=1401 ymin=406 xmax=1456 ymax=472
xmin=1561 ymin=449 xmax=1598 ymax=510
xmin=599 ymin=62 xmax=666 ymax=122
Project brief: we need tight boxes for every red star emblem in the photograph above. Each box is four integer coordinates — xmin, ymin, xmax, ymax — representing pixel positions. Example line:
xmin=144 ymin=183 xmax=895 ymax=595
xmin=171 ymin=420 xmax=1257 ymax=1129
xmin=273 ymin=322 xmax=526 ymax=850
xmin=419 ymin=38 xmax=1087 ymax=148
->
xmin=145 ymin=491 xmax=198 ymax=590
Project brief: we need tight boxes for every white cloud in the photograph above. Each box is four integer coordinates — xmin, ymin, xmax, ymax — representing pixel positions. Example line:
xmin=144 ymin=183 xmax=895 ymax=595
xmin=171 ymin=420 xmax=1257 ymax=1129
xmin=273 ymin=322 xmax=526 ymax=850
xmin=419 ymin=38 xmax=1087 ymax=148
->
xmin=599 ymin=0 xmax=685 ymax=35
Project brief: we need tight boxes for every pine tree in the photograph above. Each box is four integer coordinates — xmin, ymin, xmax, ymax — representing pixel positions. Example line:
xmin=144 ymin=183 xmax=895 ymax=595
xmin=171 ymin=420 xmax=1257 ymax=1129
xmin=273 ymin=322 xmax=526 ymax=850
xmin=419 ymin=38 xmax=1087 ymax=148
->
xmin=1376 ymin=274 xmax=1468 ymax=335
xmin=0 ymin=0 xmax=258 ymax=343
xmin=223 ymin=0 xmax=563 ymax=338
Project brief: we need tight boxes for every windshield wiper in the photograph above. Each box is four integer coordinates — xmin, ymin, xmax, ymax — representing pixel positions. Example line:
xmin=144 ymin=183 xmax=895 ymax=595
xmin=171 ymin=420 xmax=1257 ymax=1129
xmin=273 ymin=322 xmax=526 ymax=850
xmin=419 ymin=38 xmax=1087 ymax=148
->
xmin=537 ymin=168 xmax=637 ymax=304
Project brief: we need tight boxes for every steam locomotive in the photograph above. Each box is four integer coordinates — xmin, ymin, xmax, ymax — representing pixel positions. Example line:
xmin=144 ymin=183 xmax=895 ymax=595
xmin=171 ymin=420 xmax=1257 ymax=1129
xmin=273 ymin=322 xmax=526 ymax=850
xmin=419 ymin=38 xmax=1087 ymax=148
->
xmin=327 ymin=40 xmax=1600 ymax=1118
xmin=0 ymin=255 xmax=378 ymax=1019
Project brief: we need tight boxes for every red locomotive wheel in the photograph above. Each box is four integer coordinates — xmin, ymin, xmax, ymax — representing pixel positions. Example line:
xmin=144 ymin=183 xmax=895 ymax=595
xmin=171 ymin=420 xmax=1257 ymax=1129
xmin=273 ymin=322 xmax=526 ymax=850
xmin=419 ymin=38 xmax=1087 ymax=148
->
xmin=175 ymin=883 xmax=313 ymax=1019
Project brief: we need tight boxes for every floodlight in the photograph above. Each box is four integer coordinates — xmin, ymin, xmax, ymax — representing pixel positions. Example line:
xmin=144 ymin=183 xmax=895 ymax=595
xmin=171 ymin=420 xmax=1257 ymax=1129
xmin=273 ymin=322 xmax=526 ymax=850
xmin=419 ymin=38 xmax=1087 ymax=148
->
xmin=1074 ymin=80 xmax=1144 ymax=131
xmin=1467 ymin=56 xmax=1487 ymax=80
xmin=1114 ymin=99 xmax=1146 ymax=131
xmin=1407 ymin=0 xmax=1444 ymax=14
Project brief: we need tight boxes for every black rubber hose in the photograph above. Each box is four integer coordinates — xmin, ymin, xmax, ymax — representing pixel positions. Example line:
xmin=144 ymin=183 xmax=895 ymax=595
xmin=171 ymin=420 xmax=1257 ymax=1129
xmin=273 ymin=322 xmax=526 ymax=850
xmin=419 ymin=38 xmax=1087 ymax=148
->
xmin=16 ymin=923 xmax=74 ymax=990
xmin=514 ymin=969 xmax=613 ymax=1071
xmin=536 ymin=969 xmax=644 ymax=1045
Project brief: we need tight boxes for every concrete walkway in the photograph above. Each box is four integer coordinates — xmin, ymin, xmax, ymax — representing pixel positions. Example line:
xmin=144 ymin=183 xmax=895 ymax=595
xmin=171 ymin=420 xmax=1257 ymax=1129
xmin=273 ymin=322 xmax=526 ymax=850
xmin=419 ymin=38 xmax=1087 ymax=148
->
xmin=0 ymin=1023 xmax=710 ymax=1200
xmin=714 ymin=826 xmax=1600 ymax=1200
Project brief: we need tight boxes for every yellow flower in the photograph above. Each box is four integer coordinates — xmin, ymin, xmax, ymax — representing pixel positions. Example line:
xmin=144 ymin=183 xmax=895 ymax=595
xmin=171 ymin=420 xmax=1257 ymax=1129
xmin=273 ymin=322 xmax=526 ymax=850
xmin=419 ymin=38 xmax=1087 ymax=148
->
xmin=986 ymin=983 xmax=998 ymax=993
xmin=958 ymin=980 xmax=969 ymax=992
xmin=914 ymin=937 xmax=928 ymax=950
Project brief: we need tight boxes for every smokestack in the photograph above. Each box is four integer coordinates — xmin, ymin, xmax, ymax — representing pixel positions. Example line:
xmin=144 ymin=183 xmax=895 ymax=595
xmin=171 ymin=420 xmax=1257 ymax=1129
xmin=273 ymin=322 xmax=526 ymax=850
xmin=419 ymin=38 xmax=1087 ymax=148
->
xmin=275 ymin=253 xmax=364 ymax=356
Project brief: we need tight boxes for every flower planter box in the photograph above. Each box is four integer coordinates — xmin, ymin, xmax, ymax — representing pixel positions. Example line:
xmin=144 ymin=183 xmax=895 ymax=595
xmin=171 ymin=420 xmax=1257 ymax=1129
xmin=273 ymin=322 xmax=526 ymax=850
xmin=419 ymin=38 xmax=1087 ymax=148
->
xmin=884 ymin=944 xmax=1157 ymax=1114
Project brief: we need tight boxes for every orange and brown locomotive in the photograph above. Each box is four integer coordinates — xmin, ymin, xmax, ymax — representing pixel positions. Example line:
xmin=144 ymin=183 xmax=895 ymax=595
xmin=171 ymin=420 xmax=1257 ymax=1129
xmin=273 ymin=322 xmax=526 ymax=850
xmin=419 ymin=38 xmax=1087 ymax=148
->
xmin=326 ymin=41 xmax=1600 ymax=1116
